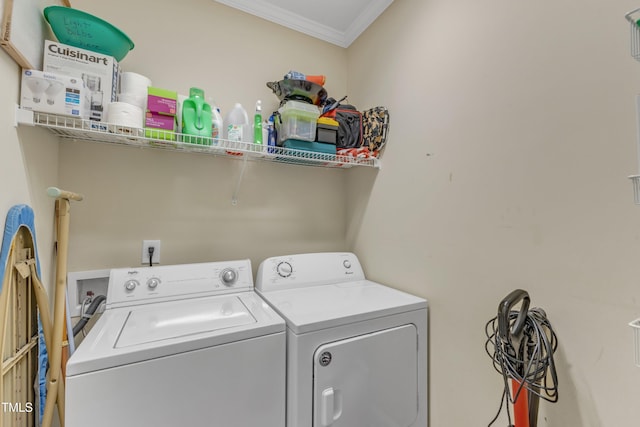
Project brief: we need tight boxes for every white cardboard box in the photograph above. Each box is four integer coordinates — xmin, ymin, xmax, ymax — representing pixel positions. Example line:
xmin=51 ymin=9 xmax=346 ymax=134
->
xmin=43 ymin=40 xmax=120 ymax=121
xmin=20 ymin=69 xmax=88 ymax=118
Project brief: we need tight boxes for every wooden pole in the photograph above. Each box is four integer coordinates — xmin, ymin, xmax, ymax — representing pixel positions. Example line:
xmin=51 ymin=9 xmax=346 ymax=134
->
xmin=41 ymin=198 xmax=70 ymax=427
xmin=40 ymin=188 xmax=82 ymax=427
xmin=30 ymin=261 xmax=64 ymax=424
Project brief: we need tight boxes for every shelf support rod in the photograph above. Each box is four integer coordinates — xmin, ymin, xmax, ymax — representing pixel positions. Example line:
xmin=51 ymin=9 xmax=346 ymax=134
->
xmin=15 ymin=105 xmax=35 ymax=127
xmin=231 ymin=154 xmax=249 ymax=206
xmin=635 ymin=95 xmax=640 ymax=172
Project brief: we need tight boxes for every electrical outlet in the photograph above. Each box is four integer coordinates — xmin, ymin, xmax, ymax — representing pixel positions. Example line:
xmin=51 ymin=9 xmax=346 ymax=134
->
xmin=142 ymin=240 xmax=161 ymax=265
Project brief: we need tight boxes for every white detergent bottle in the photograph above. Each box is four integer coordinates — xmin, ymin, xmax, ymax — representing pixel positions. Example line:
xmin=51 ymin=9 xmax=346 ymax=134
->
xmin=225 ymin=103 xmax=249 ymax=142
xmin=209 ymin=100 xmax=223 ymax=145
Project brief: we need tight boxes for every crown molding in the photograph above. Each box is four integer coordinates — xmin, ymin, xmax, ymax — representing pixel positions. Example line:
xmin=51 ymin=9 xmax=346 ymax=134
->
xmin=214 ymin=0 xmax=393 ymax=48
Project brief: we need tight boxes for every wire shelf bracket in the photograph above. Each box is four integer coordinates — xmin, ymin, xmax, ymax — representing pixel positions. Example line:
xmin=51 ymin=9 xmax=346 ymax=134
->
xmin=629 ymin=318 xmax=640 ymax=367
xmin=626 ymin=8 xmax=640 ymax=62
xmin=628 ymin=94 xmax=640 ymax=204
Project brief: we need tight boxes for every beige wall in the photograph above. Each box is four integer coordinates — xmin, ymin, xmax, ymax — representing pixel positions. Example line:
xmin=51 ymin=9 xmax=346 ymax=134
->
xmin=348 ymin=0 xmax=640 ymax=425
xmin=63 ymin=0 xmax=350 ymax=271
xmin=5 ymin=0 xmax=640 ymax=425
xmin=1 ymin=48 xmax=59 ymax=307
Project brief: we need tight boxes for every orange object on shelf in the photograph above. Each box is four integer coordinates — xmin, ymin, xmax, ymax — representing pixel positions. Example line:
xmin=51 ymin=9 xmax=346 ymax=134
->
xmin=306 ymin=75 xmax=326 ymax=86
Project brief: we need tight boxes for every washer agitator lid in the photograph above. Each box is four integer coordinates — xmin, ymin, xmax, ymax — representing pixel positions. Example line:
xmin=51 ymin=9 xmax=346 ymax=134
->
xmin=66 ymin=292 xmax=284 ymax=376
xmin=115 ymin=295 xmax=255 ymax=348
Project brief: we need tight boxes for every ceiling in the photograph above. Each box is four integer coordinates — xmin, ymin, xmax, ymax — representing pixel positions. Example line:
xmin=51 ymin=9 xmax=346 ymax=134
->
xmin=214 ymin=0 xmax=394 ymax=48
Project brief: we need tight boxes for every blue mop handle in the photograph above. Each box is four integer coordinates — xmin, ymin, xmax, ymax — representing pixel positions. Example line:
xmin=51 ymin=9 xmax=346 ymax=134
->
xmin=47 ymin=187 xmax=83 ymax=201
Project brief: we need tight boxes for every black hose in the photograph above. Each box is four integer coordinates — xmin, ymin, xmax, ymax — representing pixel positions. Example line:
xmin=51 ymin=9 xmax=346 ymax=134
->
xmin=73 ymin=295 xmax=106 ymax=336
xmin=485 ymin=303 xmax=559 ymax=427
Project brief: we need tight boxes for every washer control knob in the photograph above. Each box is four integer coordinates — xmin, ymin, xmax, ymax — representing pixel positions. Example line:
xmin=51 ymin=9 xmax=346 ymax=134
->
xmin=124 ymin=279 xmax=138 ymax=292
xmin=220 ymin=268 xmax=237 ymax=286
xmin=277 ymin=262 xmax=293 ymax=278
xmin=147 ymin=277 xmax=160 ymax=289
xmin=343 ymin=260 xmax=352 ymax=269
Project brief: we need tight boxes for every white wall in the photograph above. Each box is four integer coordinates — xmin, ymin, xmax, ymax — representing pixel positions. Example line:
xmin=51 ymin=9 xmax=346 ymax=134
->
xmin=1 ymin=46 xmax=59 ymax=306
xmin=348 ymin=0 xmax=640 ymax=425
xmin=62 ymin=0 xmax=351 ymax=271
xmin=7 ymin=0 xmax=640 ymax=425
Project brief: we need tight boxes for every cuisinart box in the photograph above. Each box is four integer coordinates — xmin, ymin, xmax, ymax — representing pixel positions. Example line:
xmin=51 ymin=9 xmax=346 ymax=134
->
xmin=43 ymin=40 xmax=120 ymax=121
xmin=20 ymin=70 xmax=88 ymax=118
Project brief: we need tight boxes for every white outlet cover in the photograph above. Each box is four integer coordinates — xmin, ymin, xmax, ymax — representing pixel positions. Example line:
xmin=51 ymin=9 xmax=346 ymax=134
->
xmin=142 ymin=240 xmax=161 ymax=265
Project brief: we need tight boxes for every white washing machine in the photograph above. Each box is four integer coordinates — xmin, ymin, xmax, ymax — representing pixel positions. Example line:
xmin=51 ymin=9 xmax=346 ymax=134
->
xmin=255 ymin=252 xmax=428 ymax=427
xmin=66 ymin=260 xmax=286 ymax=427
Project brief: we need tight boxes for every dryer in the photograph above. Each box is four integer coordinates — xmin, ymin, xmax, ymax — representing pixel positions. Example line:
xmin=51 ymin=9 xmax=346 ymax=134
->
xmin=66 ymin=260 xmax=285 ymax=427
xmin=256 ymin=252 xmax=428 ymax=427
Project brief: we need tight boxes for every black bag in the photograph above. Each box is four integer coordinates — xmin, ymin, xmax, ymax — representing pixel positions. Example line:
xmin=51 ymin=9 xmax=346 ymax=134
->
xmin=335 ymin=106 xmax=363 ymax=149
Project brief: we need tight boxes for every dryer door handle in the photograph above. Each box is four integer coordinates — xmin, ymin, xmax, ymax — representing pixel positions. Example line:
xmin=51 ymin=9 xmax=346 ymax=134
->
xmin=320 ymin=387 xmax=343 ymax=426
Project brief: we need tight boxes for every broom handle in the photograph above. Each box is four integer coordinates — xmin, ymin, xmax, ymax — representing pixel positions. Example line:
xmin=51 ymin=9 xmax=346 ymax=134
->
xmin=47 ymin=187 xmax=83 ymax=202
xmin=42 ymin=187 xmax=82 ymax=427
xmin=42 ymin=198 xmax=71 ymax=427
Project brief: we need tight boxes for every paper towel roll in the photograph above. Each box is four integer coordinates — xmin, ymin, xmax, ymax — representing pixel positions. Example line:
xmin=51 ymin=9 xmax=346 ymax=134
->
xmin=118 ymin=92 xmax=146 ymax=110
xmin=120 ymin=72 xmax=152 ymax=95
xmin=107 ymin=102 xmax=143 ymax=129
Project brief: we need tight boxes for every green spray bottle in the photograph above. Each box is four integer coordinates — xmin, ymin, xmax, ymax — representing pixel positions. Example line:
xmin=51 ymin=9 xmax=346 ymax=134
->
xmin=254 ymin=100 xmax=263 ymax=145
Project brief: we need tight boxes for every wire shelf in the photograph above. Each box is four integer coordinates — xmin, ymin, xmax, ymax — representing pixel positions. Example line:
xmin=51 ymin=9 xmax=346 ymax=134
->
xmin=629 ymin=175 xmax=640 ymax=205
xmin=24 ymin=111 xmax=380 ymax=169
xmin=630 ymin=318 xmax=640 ymax=367
xmin=626 ymin=8 xmax=640 ymax=62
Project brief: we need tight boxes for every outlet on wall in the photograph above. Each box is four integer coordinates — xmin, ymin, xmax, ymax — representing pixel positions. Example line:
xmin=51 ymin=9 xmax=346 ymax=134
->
xmin=142 ymin=240 xmax=161 ymax=265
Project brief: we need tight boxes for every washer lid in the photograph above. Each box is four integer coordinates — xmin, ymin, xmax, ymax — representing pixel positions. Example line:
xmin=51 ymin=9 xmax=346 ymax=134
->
xmin=66 ymin=292 xmax=285 ymax=376
xmin=116 ymin=296 xmax=255 ymax=348
xmin=258 ymin=280 xmax=427 ymax=334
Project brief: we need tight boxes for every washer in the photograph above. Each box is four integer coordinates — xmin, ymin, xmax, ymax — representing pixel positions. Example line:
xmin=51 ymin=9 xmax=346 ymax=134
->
xmin=256 ymin=252 xmax=428 ymax=427
xmin=66 ymin=260 xmax=285 ymax=427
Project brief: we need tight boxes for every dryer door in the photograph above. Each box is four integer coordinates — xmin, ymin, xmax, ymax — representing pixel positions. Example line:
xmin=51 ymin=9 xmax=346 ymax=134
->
xmin=313 ymin=324 xmax=418 ymax=427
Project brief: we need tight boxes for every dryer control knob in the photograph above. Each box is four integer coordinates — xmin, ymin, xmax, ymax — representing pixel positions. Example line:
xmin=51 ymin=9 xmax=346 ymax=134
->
xmin=343 ymin=260 xmax=352 ymax=269
xmin=147 ymin=278 xmax=160 ymax=289
xmin=124 ymin=279 xmax=138 ymax=292
xmin=277 ymin=261 xmax=293 ymax=278
xmin=220 ymin=268 xmax=237 ymax=286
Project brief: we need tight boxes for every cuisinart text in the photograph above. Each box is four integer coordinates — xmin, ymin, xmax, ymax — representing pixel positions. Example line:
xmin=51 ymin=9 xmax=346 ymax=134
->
xmin=47 ymin=43 xmax=109 ymax=66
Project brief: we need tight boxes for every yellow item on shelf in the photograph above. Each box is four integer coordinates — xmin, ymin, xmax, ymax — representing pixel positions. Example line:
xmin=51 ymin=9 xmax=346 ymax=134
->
xmin=317 ymin=117 xmax=339 ymax=127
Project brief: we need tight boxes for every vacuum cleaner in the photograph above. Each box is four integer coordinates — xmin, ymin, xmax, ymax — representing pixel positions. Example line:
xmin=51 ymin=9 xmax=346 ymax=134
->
xmin=485 ymin=289 xmax=559 ymax=427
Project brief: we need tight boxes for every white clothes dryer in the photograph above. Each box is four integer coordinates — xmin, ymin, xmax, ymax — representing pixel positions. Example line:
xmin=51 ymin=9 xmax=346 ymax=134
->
xmin=256 ymin=252 xmax=428 ymax=427
xmin=66 ymin=260 xmax=285 ymax=427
